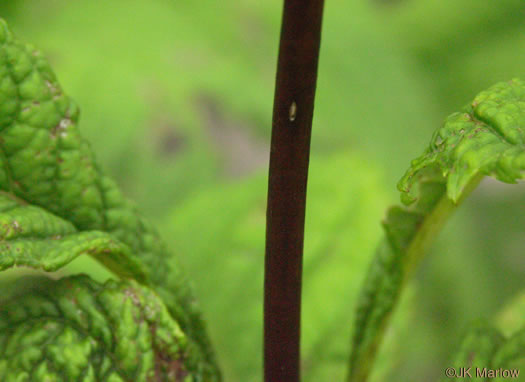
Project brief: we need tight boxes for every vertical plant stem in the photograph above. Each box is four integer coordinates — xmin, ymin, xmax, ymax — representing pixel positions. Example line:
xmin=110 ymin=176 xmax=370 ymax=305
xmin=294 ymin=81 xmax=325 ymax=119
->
xmin=264 ymin=0 xmax=325 ymax=381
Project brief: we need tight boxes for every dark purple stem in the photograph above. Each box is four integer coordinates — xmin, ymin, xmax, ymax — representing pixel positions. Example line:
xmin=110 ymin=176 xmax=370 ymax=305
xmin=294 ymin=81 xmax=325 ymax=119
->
xmin=264 ymin=0 xmax=325 ymax=381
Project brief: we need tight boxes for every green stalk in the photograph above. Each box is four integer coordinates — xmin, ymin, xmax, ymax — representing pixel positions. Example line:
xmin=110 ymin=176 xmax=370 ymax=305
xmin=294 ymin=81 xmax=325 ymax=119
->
xmin=348 ymin=174 xmax=483 ymax=382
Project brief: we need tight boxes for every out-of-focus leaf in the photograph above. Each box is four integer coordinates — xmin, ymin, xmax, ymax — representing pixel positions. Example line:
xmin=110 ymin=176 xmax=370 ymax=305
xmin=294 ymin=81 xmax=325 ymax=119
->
xmin=3 ymin=0 xmax=441 ymax=194
xmin=436 ymin=30 xmax=525 ymax=114
xmin=497 ymin=292 xmax=525 ymax=337
xmin=490 ymin=329 xmax=525 ymax=381
xmin=441 ymin=321 xmax=504 ymax=382
xmin=444 ymin=319 xmax=525 ymax=382
xmin=377 ymin=0 xmax=525 ymax=116
xmin=377 ymin=0 xmax=523 ymax=58
xmin=163 ymin=152 xmax=400 ymax=382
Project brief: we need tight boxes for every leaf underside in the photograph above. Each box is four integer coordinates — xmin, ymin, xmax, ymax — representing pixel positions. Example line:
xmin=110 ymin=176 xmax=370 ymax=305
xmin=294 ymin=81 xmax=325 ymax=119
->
xmin=348 ymin=79 xmax=525 ymax=381
xmin=0 ymin=192 xmax=146 ymax=279
xmin=0 ymin=19 xmax=219 ymax=380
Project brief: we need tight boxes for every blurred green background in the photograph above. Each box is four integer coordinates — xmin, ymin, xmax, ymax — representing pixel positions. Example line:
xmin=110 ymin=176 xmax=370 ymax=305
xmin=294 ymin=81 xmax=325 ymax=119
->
xmin=1 ymin=0 xmax=525 ymax=380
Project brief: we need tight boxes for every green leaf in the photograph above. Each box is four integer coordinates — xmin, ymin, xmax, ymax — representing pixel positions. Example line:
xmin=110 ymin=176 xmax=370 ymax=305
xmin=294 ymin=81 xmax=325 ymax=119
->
xmin=0 ymin=192 xmax=145 ymax=280
xmin=0 ymin=275 xmax=203 ymax=381
xmin=400 ymin=79 xmax=525 ymax=204
xmin=348 ymin=79 xmax=525 ymax=381
xmin=0 ymin=18 xmax=219 ymax=378
xmin=496 ymin=292 xmax=525 ymax=337
xmin=443 ymin=321 xmax=525 ymax=382
xmin=442 ymin=321 xmax=504 ymax=382
xmin=490 ymin=328 xmax=525 ymax=380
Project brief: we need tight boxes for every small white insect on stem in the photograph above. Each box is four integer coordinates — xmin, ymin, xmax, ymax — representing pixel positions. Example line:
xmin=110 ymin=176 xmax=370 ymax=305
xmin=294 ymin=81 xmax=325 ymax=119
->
xmin=289 ymin=101 xmax=297 ymax=122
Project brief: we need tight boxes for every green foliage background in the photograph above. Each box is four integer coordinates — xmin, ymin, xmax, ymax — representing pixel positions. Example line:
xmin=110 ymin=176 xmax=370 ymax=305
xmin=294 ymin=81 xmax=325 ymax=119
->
xmin=1 ymin=0 xmax=525 ymax=380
